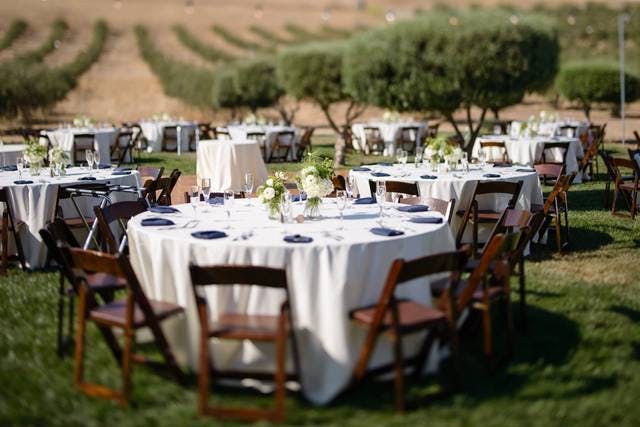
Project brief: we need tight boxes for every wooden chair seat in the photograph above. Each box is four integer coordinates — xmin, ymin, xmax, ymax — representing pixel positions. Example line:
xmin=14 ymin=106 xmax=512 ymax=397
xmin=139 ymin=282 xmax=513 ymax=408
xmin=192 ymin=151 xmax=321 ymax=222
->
xmin=351 ymin=300 xmax=447 ymax=333
xmin=619 ymin=182 xmax=640 ymax=191
xmin=208 ymin=313 xmax=283 ymax=341
xmin=64 ymin=217 xmax=95 ymax=228
xmin=89 ymin=299 xmax=183 ymax=328
xmin=87 ymin=272 xmax=127 ymax=291
xmin=456 ymin=209 xmax=502 ymax=222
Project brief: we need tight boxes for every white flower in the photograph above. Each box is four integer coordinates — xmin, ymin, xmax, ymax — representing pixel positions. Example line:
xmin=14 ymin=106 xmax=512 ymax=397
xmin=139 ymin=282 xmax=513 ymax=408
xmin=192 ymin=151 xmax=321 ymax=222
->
xmin=274 ymin=171 xmax=287 ymax=181
xmin=301 ymin=166 xmax=317 ymax=177
xmin=266 ymin=178 xmax=273 ymax=187
xmin=424 ymin=147 xmax=435 ymax=159
xmin=263 ymin=187 xmax=275 ymax=200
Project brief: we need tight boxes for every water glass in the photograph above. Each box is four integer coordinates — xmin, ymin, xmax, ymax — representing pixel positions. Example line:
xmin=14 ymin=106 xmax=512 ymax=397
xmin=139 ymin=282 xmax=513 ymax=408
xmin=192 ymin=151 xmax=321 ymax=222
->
xmin=85 ymin=150 xmax=94 ymax=173
xmin=189 ymin=185 xmax=200 ymax=217
xmin=375 ymin=180 xmax=386 ymax=224
xmin=415 ymin=147 xmax=424 ymax=167
xmin=93 ymin=150 xmax=101 ymax=169
xmin=280 ymin=193 xmax=292 ymax=233
xmin=346 ymin=175 xmax=356 ymax=200
xmin=223 ymin=190 xmax=235 ymax=229
xmin=336 ymin=190 xmax=347 ymax=230
xmin=477 ymin=147 xmax=486 ymax=168
xmin=17 ymin=157 xmax=24 ymax=179
xmin=201 ymin=178 xmax=211 ymax=205
xmin=461 ymin=152 xmax=469 ymax=173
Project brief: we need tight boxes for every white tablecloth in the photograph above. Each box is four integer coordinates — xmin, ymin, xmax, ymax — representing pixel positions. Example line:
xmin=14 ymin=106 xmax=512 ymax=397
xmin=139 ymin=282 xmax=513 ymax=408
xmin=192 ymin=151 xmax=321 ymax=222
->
xmin=43 ymin=128 xmax=118 ymax=165
xmin=0 ymin=144 xmax=26 ymax=167
xmin=139 ymin=121 xmax=198 ymax=153
xmin=352 ymin=121 xmax=427 ymax=156
xmin=127 ymin=200 xmax=455 ymax=404
xmin=196 ymin=139 xmax=268 ymax=192
xmin=226 ymin=125 xmax=299 ymax=160
xmin=474 ymin=136 xmax=584 ymax=183
xmin=0 ymin=168 xmax=141 ymax=268
xmin=510 ymin=120 xmax=589 ymax=139
xmin=350 ymin=163 xmax=544 ymax=242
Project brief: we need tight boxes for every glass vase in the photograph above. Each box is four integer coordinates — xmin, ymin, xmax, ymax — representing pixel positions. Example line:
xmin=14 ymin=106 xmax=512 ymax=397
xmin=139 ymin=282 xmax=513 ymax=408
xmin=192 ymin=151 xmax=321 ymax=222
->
xmin=304 ymin=197 xmax=322 ymax=219
xmin=30 ymin=160 xmax=42 ymax=176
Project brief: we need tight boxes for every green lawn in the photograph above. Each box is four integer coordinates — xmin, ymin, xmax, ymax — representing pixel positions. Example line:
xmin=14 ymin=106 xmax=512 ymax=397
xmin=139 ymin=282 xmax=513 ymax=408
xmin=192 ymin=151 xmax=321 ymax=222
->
xmin=1 ymin=148 xmax=640 ymax=426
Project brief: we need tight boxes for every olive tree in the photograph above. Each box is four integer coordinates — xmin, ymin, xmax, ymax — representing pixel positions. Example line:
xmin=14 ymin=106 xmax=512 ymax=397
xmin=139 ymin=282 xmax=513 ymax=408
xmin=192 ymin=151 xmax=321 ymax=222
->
xmin=556 ymin=62 xmax=640 ymax=119
xmin=276 ymin=42 xmax=365 ymax=166
xmin=343 ymin=10 xmax=559 ymax=153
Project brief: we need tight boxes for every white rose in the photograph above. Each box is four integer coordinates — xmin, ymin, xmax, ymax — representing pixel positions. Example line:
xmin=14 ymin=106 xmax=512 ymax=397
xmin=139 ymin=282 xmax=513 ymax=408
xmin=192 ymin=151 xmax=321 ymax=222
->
xmin=266 ymin=178 xmax=273 ymax=187
xmin=263 ymin=187 xmax=275 ymax=200
xmin=304 ymin=174 xmax=318 ymax=189
xmin=274 ymin=171 xmax=287 ymax=181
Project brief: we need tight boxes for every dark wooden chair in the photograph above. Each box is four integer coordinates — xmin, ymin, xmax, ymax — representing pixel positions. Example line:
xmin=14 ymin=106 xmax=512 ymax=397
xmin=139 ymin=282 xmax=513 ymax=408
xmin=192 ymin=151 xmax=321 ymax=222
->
xmin=531 ymin=172 xmax=576 ymax=253
xmin=534 ymin=163 xmax=563 ymax=187
xmin=599 ymin=150 xmax=627 ymax=209
xmin=349 ymin=248 xmax=469 ymax=412
xmin=110 ymin=128 xmax=136 ymax=166
xmin=0 ymin=188 xmax=26 ymax=272
xmin=269 ymin=131 xmax=294 ymax=162
xmin=123 ymin=123 xmax=148 ymax=162
xmin=189 ymin=265 xmax=300 ymax=422
xmin=424 ymin=122 xmax=440 ymax=140
xmin=137 ymin=166 xmax=164 ymax=205
xmin=161 ymin=126 xmax=179 ymax=152
xmin=396 ymin=126 xmax=420 ymax=154
xmin=156 ymin=169 xmax=182 ymax=206
xmin=246 ymin=131 xmax=267 ymax=160
xmin=363 ymin=126 xmax=385 ymax=155
xmin=368 ymin=180 xmax=419 ymax=202
xmin=64 ymin=247 xmax=185 ymax=406
xmin=479 ymin=140 xmax=510 ymax=164
xmin=72 ymin=133 xmax=95 ymax=165
xmin=214 ymin=127 xmax=231 ymax=140
xmin=539 ymin=141 xmax=570 ymax=166
xmin=579 ymin=138 xmax=599 ymax=180
xmin=611 ymin=156 xmax=639 ymax=219
xmin=39 ymin=219 xmax=126 ymax=358
xmin=93 ymin=200 xmax=148 ymax=254
xmin=558 ymin=124 xmax=579 ymax=138
xmin=634 ymin=130 xmax=640 ymax=149
xmin=626 ymin=149 xmax=640 ymax=219
xmin=399 ymin=196 xmax=456 ymax=224
xmin=198 ymin=122 xmax=214 ymax=140
xmin=455 ymin=180 xmax=523 ymax=254
xmin=296 ymin=127 xmax=314 ymax=161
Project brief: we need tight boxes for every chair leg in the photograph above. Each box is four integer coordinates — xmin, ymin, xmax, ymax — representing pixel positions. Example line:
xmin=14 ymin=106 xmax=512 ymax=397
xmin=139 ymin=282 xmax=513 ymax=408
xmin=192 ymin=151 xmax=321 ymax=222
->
xmin=518 ymin=259 xmax=527 ymax=333
xmin=1 ymin=212 xmax=8 ymax=275
xmin=197 ymin=329 xmax=210 ymax=416
xmin=611 ymin=186 xmax=619 ymax=215
xmin=632 ymin=189 xmax=638 ymax=220
xmin=120 ymin=326 xmax=133 ymax=406
xmin=73 ymin=288 xmax=87 ymax=388
xmin=274 ymin=318 xmax=287 ymax=422
xmin=391 ymin=329 xmax=405 ymax=413
xmin=554 ymin=216 xmax=562 ymax=254
xmin=480 ymin=298 xmax=493 ymax=369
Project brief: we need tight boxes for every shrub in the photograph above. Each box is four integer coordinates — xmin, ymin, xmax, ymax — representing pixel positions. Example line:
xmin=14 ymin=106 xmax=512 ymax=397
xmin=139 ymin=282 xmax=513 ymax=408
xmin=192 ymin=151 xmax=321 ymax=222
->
xmin=172 ymin=24 xmax=234 ymax=63
xmin=556 ymin=62 xmax=640 ymax=119
xmin=211 ymin=24 xmax=271 ymax=52
xmin=233 ymin=57 xmax=283 ymax=112
xmin=343 ymin=9 xmax=559 ymax=151
xmin=212 ymin=67 xmax=242 ymax=112
xmin=249 ymin=25 xmax=289 ymax=46
xmin=15 ymin=19 xmax=68 ymax=64
xmin=0 ymin=19 xmax=28 ymax=51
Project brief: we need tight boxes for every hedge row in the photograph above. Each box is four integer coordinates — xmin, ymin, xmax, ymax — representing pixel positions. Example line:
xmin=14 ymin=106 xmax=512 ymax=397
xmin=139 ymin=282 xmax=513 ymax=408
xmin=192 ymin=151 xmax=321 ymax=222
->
xmin=211 ymin=24 xmax=271 ymax=52
xmin=249 ymin=25 xmax=290 ymax=46
xmin=135 ymin=25 xmax=215 ymax=109
xmin=172 ymin=24 xmax=235 ymax=63
xmin=15 ymin=19 xmax=68 ymax=64
xmin=0 ymin=20 xmax=108 ymax=119
xmin=0 ymin=19 xmax=28 ymax=51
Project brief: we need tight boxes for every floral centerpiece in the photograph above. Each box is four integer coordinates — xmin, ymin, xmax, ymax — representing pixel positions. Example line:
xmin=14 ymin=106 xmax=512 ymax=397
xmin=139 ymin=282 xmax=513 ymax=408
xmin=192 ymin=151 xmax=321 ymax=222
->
xmin=297 ymin=153 xmax=334 ymax=218
xmin=24 ymin=138 xmax=47 ymax=175
xmin=382 ymin=110 xmax=400 ymax=123
xmin=423 ymin=137 xmax=463 ymax=170
xmin=72 ymin=114 xmax=93 ymax=128
xmin=257 ymin=171 xmax=288 ymax=219
xmin=48 ymin=145 xmax=69 ymax=175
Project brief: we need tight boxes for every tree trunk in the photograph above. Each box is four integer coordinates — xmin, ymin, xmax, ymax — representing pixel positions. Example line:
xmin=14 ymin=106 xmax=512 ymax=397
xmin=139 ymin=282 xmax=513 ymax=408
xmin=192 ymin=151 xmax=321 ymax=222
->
xmin=334 ymin=134 xmax=347 ymax=167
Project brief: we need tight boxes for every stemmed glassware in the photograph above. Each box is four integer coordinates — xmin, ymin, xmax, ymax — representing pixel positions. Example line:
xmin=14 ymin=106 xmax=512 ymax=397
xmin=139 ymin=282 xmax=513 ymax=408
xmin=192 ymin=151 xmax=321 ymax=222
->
xmin=415 ymin=146 xmax=424 ymax=168
xmin=201 ymin=178 xmax=211 ymax=211
xmin=375 ymin=180 xmax=386 ymax=226
xmin=346 ymin=175 xmax=356 ymax=203
xmin=243 ymin=172 xmax=254 ymax=205
xmin=477 ymin=147 xmax=486 ymax=169
xmin=223 ymin=190 xmax=234 ymax=229
xmin=189 ymin=185 xmax=200 ymax=218
xmin=280 ymin=192 xmax=292 ymax=234
xmin=17 ymin=157 xmax=24 ymax=179
xmin=336 ymin=190 xmax=347 ymax=230
xmin=461 ymin=152 xmax=469 ymax=173
xmin=85 ymin=150 xmax=94 ymax=174
xmin=93 ymin=150 xmax=101 ymax=170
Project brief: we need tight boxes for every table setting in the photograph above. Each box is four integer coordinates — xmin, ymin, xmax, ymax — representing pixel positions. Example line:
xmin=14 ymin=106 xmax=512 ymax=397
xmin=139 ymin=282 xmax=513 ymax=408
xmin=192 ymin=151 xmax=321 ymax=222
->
xmin=226 ymin=123 xmax=300 ymax=160
xmin=351 ymin=116 xmax=427 ymax=156
xmin=138 ymin=115 xmax=199 ymax=153
xmin=41 ymin=118 xmax=119 ymax=164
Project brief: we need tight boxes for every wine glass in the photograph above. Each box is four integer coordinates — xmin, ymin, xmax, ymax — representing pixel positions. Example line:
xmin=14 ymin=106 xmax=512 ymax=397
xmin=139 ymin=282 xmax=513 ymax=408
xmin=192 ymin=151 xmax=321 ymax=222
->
xmin=477 ymin=147 xmax=486 ymax=169
xmin=336 ymin=190 xmax=347 ymax=230
xmin=223 ymin=190 xmax=234 ymax=229
xmin=189 ymin=185 xmax=200 ymax=217
xmin=243 ymin=172 xmax=254 ymax=204
xmin=461 ymin=152 xmax=469 ymax=173
xmin=375 ymin=180 xmax=386 ymax=225
xmin=415 ymin=146 xmax=424 ymax=168
xmin=201 ymin=178 xmax=211 ymax=208
xmin=280 ymin=192 xmax=292 ymax=234
xmin=346 ymin=174 xmax=356 ymax=200
xmin=85 ymin=150 xmax=94 ymax=174
xmin=17 ymin=157 xmax=24 ymax=179
xmin=93 ymin=150 xmax=101 ymax=169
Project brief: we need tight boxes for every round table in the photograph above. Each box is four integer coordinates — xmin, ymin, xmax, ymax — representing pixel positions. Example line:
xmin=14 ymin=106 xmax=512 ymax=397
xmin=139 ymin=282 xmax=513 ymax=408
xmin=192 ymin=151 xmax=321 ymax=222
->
xmin=349 ymin=163 xmax=544 ymax=243
xmin=139 ymin=120 xmax=198 ymax=153
xmin=127 ymin=199 xmax=455 ymax=404
xmin=352 ymin=121 xmax=427 ymax=156
xmin=226 ymin=125 xmax=299 ymax=161
xmin=0 ymin=144 xmax=26 ymax=167
xmin=196 ymin=139 xmax=268 ymax=192
xmin=43 ymin=127 xmax=119 ymax=165
xmin=0 ymin=167 xmax=141 ymax=268
xmin=473 ymin=135 xmax=584 ymax=183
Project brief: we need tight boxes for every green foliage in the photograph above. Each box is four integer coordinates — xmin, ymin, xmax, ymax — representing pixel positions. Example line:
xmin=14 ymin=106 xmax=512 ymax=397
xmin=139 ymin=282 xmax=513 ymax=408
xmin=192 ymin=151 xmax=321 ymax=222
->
xmin=276 ymin=42 xmax=347 ymax=109
xmin=172 ymin=24 xmax=234 ymax=63
xmin=0 ymin=19 xmax=28 ymax=51
xmin=283 ymin=23 xmax=317 ymax=43
xmin=556 ymin=62 xmax=640 ymax=119
xmin=211 ymin=24 xmax=270 ymax=52
xmin=232 ymin=57 xmax=283 ymax=112
xmin=249 ymin=25 xmax=290 ymax=45
xmin=15 ymin=19 xmax=68 ymax=64
xmin=135 ymin=25 xmax=215 ymax=110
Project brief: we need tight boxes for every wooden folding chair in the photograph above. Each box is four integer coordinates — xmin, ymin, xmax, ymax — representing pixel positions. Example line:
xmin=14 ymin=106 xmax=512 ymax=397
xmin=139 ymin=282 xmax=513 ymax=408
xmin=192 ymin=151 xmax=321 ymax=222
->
xmin=368 ymin=180 xmax=419 ymax=202
xmin=161 ymin=126 xmax=179 ymax=152
xmin=399 ymin=196 xmax=456 ymax=225
xmin=189 ymin=265 xmax=300 ymax=422
xmin=363 ymin=126 xmax=385 ymax=155
xmin=0 ymin=188 xmax=26 ymax=272
xmin=396 ymin=126 xmax=420 ymax=154
xmin=531 ymin=173 xmax=573 ymax=253
xmin=626 ymin=149 xmax=640 ymax=219
xmin=349 ymin=248 xmax=470 ymax=412
xmin=269 ymin=131 xmax=294 ymax=162
xmin=65 ymin=247 xmax=185 ymax=405
xmin=455 ymin=180 xmax=523 ymax=254
xmin=72 ymin=133 xmax=96 ymax=165
xmin=538 ymin=141 xmax=570 ymax=167
xmin=295 ymin=127 xmax=314 ymax=161
xmin=246 ymin=131 xmax=267 ymax=160
xmin=198 ymin=122 xmax=214 ymax=140
xmin=93 ymin=200 xmax=148 ymax=254
xmin=137 ymin=166 xmax=164 ymax=205
xmin=479 ymin=140 xmax=510 ymax=164
xmin=534 ymin=163 xmax=563 ymax=187
xmin=214 ymin=127 xmax=231 ymax=140
xmin=611 ymin=156 xmax=639 ymax=219
xmin=156 ymin=169 xmax=182 ymax=206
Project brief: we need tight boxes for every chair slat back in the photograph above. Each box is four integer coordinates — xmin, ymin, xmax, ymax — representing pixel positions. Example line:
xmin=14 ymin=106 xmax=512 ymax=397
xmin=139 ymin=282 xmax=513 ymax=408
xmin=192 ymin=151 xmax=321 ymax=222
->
xmin=399 ymin=196 xmax=455 ymax=224
xmin=474 ymin=180 xmax=523 ymax=208
xmin=73 ymin=133 xmax=96 ymax=164
xmin=368 ymin=180 xmax=419 ymax=199
xmin=190 ymin=265 xmax=288 ymax=288
xmin=534 ymin=163 xmax=563 ymax=179
xmin=541 ymin=174 xmax=569 ymax=214
xmin=94 ymin=200 xmax=148 ymax=253
xmin=541 ymin=141 xmax=570 ymax=165
xmin=64 ymin=246 xmax=124 ymax=278
xmin=627 ymin=149 xmax=640 ymax=177
xmin=156 ymin=169 xmax=181 ymax=205
xmin=396 ymin=250 xmax=469 ymax=285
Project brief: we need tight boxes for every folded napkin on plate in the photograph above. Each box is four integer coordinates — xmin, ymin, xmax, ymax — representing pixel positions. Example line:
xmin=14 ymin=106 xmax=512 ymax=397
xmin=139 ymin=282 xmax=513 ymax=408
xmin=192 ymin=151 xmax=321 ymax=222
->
xmin=397 ymin=204 xmax=430 ymax=213
xmin=148 ymin=206 xmax=180 ymax=214
xmin=370 ymin=227 xmax=404 ymax=237
xmin=352 ymin=167 xmax=371 ymax=172
xmin=516 ymin=168 xmax=536 ymax=172
xmin=492 ymin=162 xmax=512 ymax=168
xmin=371 ymin=172 xmax=390 ymax=177
xmin=2 ymin=165 xmax=17 ymax=171
xmin=420 ymin=174 xmax=437 ymax=180
xmin=112 ymin=170 xmax=132 ymax=176
xmin=207 ymin=197 xmax=224 ymax=205
xmin=354 ymin=197 xmax=376 ymax=205
xmin=98 ymin=164 xmax=112 ymax=169
xmin=283 ymin=234 xmax=313 ymax=243
xmin=409 ymin=216 xmax=443 ymax=224
xmin=377 ymin=162 xmax=393 ymax=167
xmin=482 ymin=173 xmax=501 ymax=178
xmin=191 ymin=230 xmax=227 ymax=240
xmin=78 ymin=176 xmax=97 ymax=181
xmin=114 ymin=167 xmax=132 ymax=172
xmin=13 ymin=180 xmax=34 ymax=185
xmin=140 ymin=217 xmax=175 ymax=226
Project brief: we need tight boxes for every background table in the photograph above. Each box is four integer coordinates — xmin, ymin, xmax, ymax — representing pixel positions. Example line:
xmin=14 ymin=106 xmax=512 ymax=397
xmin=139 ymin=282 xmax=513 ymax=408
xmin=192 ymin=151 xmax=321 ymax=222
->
xmin=0 ymin=144 xmax=26 ymax=167
xmin=226 ymin=125 xmax=299 ymax=161
xmin=473 ymin=136 xmax=584 ymax=183
xmin=128 ymin=200 xmax=455 ymax=404
xmin=352 ymin=121 xmax=427 ymax=156
xmin=0 ymin=168 xmax=140 ymax=268
xmin=43 ymin=127 xmax=118 ymax=165
xmin=350 ymin=164 xmax=544 ymax=242
xmin=139 ymin=120 xmax=198 ymax=153
xmin=196 ymin=139 xmax=268 ymax=192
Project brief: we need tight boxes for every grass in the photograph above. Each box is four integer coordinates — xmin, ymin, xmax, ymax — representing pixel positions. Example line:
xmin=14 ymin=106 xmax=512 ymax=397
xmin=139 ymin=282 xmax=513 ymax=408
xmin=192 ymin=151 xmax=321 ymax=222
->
xmin=1 ymin=148 xmax=640 ymax=426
